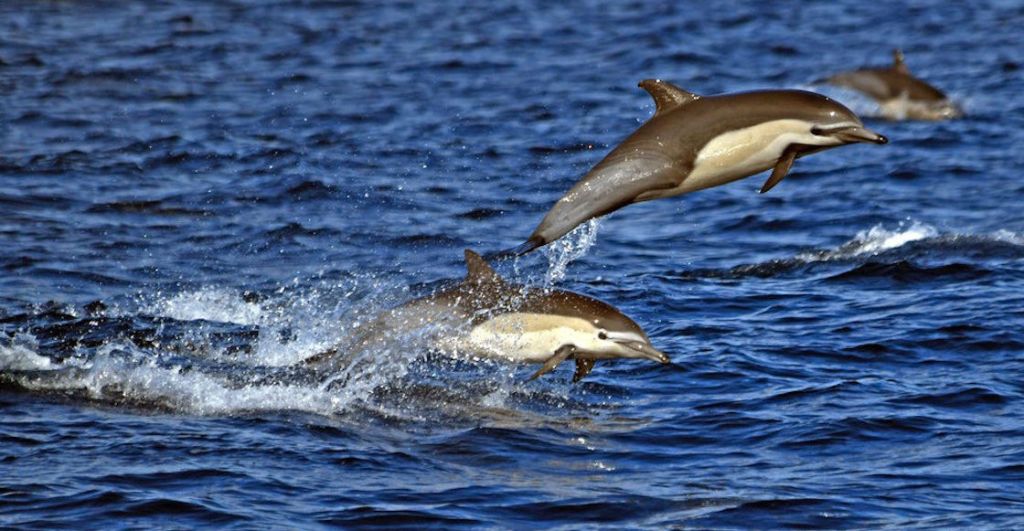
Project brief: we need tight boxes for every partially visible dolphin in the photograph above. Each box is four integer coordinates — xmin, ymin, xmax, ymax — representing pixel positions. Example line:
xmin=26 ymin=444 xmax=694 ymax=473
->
xmin=503 ymin=80 xmax=887 ymax=256
xmin=306 ymin=250 xmax=669 ymax=382
xmin=825 ymin=49 xmax=963 ymax=121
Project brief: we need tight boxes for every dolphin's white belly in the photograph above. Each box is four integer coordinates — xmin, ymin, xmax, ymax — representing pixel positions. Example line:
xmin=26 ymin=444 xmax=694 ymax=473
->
xmin=461 ymin=312 xmax=601 ymax=363
xmin=664 ymin=119 xmax=838 ymax=197
xmin=878 ymin=96 xmax=961 ymax=121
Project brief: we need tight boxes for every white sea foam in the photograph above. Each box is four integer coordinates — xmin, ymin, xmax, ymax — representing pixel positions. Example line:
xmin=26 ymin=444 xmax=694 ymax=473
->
xmin=144 ymin=287 xmax=263 ymax=325
xmin=139 ymin=279 xmax=397 ymax=367
xmin=0 ymin=277 xmax=418 ymax=415
xmin=844 ymin=221 xmax=939 ymax=255
xmin=5 ymin=339 xmax=417 ymax=416
xmin=82 ymin=351 xmax=356 ymax=416
xmin=0 ymin=334 xmax=53 ymax=371
xmin=480 ymin=385 xmax=511 ymax=409
xmin=992 ymin=229 xmax=1024 ymax=246
xmin=799 ymin=220 xmax=939 ymax=261
xmin=792 ymin=221 xmax=1024 ymax=266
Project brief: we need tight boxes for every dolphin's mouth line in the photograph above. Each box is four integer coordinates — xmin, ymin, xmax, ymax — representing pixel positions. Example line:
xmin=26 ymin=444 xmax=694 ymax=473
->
xmin=615 ymin=340 xmax=671 ymax=363
xmin=825 ymin=125 xmax=889 ymax=145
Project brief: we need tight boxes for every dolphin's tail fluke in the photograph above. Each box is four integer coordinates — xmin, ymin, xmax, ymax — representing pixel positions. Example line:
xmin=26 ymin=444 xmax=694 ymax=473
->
xmin=485 ymin=236 xmax=545 ymax=260
xmin=508 ymin=237 xmax=544 ymax=256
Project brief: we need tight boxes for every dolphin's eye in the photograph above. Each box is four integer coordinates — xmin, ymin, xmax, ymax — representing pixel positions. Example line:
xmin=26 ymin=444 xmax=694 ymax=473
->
xmin=598 ymin=330 xmax=608 ymax=340
xmin=810 ymin=126 xmax=824 ymax=136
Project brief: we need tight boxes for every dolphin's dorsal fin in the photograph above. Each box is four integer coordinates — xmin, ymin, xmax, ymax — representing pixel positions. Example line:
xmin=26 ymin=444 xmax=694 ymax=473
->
xmin=892 ymin=49 xmax=909 ymax=74
xmin=638 ymin=79 xmax=700 ymax=117
xmin=464 ymin=249 xmax=504 ymax=285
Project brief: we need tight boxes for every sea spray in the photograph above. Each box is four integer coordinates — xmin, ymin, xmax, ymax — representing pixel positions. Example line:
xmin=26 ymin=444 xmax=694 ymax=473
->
xmin=798 ymin=220 xmax=939 ymax=262
xmin=542 ymin=219 xmax=600 ymax=285
xmin=0 ymin=333 xmax=52 ymax=371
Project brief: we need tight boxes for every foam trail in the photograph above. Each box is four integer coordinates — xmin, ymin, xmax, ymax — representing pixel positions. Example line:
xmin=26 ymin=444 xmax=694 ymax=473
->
xmin=139 ymin=280 xmax=389 ymax=368
xmin=542 ymin=219 xmax=600 ymax=284
xmin=2 ymin=341 xmax=412 ymax=416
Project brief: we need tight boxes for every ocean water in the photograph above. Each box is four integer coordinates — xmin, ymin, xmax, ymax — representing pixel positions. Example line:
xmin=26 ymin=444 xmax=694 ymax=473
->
xmin=2 ymin=0 xmax=1024 ymax=528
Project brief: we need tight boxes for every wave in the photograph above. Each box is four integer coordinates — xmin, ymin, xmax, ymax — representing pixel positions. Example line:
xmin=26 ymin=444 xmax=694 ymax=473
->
xmin=0 ymin=334 xmax=54 ymax=371
xmin=1 ymin=341 xmax=371 ymax=416
xmin=86 ymin=199 xmax=209 ymax=217
xmin=665 ymin=221 xmax=1024 ymax=282
xmin=798 ymin=220 xmax=939 ymax=261
xmin=825 ymin=261 xmax=990 ymax=283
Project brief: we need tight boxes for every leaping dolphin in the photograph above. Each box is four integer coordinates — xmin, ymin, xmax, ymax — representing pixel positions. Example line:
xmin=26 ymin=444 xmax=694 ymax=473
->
xmin=503 ymin=80 xmax=887 ymax=256
xmin=306 ymin=250 xmax=669 ymax=382
xmin=825 ymin=49 xmax=963 ymax=121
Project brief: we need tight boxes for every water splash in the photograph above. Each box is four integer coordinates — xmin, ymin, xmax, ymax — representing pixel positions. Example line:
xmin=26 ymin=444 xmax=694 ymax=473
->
xmin=541 ymin=219 xmax=600 ymax=284
xmin=73 ymin=345 xmax=364 ymax=415
xmin=0 ymin=271 xmax=437 ymax=415
xmin=143 ymin=287 xmax=262 ymax=325
xmin=799 ymin=220 xmax=939 ymax=261
xmin=138 ymin=277 xmax=403 ymax=368
xmin=0 ymin=334 xmax=423 ymax=416
xmin=0 ymin=275 xmax=557 ymax=418
xmin=0 ymin=334 xmax=53 ymax=371
xmin=845 ymin=221 xmax=940 ymax=255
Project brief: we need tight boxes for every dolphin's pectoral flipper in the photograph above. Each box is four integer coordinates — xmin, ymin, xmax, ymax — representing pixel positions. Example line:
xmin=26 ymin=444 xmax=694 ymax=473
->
xmin=760 ymin=146 xmax=799 ymax=194
xmin=528 ymin=344 xmax=576 ymax=381
xmin=572 ymin=358 xmax=596 ymax=382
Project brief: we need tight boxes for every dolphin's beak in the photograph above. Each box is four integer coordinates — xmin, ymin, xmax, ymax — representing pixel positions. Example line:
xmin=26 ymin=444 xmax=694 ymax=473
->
xmin=618 ymin=340 xmax=671 ymax=363
xmin=833 ymin=125 xmax=888 ymax=145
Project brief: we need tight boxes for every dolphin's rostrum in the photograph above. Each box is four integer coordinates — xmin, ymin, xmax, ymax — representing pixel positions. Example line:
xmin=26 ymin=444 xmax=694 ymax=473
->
xmin=505 ymin=80 xmax=887 ymax=255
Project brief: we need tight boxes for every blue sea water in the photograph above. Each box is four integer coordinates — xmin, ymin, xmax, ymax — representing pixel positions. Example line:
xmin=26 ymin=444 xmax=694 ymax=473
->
xmin=2 ymin=0 xmax=1024 ymax=527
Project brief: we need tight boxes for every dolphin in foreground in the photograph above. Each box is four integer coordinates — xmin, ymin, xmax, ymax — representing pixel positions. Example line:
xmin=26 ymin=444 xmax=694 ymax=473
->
xmin=502 ymin=80 xmax=887 ymax=256
xmin=306 ymin=250 xmax=669 ymax=382
xmin=825 ymin=49 xmax=963 ymax=121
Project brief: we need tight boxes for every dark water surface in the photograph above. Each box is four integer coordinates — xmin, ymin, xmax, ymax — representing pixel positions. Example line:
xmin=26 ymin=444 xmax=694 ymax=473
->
xmin=3 ymin=1 xmax=1024 ymax=528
